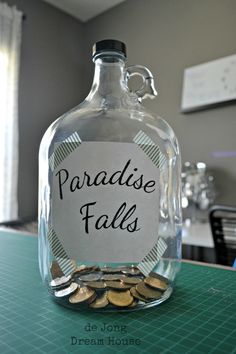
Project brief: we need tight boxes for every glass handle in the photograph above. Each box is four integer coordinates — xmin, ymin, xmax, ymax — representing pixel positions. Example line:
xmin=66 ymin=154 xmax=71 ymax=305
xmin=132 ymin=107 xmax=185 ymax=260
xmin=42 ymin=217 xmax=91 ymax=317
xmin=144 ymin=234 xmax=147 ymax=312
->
xmin=125 ymin=65 xmax=158 ymax=101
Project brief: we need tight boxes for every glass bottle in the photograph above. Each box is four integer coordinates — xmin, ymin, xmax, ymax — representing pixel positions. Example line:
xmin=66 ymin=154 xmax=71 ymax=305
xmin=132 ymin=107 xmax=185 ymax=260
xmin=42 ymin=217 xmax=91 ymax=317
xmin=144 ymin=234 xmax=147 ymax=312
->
xmin=38 ymin=39 xmax=182 ymax=311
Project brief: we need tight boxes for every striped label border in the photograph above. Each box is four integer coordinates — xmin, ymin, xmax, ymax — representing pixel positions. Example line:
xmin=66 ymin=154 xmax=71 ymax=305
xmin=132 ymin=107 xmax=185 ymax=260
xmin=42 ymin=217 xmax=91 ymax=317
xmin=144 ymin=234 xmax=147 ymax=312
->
xmin=133 ymin=130 xmax=166 ymax=170
xmin=49 ymin=132 xmax=82 ymax=171
xmin=48 ymin=227 xmax=76 ymax=276
xmin=137 ymin=237 xmax=167 ymax=276
xmin=134 ymin=130 xmax=167 ymax=275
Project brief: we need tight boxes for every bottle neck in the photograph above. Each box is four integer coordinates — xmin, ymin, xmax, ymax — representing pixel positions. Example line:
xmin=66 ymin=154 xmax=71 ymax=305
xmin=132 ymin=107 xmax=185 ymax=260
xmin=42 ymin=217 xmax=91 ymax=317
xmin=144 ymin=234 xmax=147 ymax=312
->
xmin=88 ymin=54 xmax=128 ymax=101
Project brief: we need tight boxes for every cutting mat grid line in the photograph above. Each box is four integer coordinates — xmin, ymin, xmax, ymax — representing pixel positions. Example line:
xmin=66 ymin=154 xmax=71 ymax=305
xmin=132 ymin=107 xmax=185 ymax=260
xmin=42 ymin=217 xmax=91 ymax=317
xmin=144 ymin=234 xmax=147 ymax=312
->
xmin=0 ymin=231 xmax=236 ymax=354
xmin=162 ymin=303 xmax=236 ymax=354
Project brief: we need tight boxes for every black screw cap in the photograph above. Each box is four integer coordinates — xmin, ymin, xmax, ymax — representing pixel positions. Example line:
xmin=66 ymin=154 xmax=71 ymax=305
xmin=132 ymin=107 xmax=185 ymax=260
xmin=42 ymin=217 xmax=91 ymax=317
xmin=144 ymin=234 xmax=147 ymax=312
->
xmin=92 ymin=39 xmax=126 ymax=58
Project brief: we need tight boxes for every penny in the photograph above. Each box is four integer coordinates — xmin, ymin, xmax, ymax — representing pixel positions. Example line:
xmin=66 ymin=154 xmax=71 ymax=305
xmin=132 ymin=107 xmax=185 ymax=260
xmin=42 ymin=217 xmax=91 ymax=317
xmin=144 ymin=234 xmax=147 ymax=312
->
xmin=54 ymin=282 xmax=78 ymax=298
xmin=79 ymin=272 xmax=102 ymax=282
xmin=89 ymin=292 xmax=109 ymax=309
xmin=106 ymin=281 xmax=132 ymax=290
xmin=50 ymin=261 xmax=64 ymax=278
xmin=144 ymin=277 xmax=168 ymax=291
xmin=107 ymin=290 xmax=133 ymax=307
xmin=128 ymin=299 xmax=139 ymax=308
xmin=136 ymin=282 xmax=162 ymax=299
xmin=50 ymin=275 xmax=72 ymax=289
xmin=122 ymin=277 xmax=142 ymax=285
xmin=130 ymin=287 xmax=149 ymax=303
xmin=85 ymin=281 xmax=107 ymax=289
xmin=69 ymin=286 xmax=95 ymax=304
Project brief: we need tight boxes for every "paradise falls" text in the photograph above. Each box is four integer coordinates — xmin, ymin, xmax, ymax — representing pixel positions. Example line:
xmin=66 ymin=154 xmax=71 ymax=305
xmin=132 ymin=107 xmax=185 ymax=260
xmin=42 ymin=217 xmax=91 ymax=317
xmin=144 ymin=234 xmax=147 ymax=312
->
xmin=55 ymin=159 xmax=157 ymax=235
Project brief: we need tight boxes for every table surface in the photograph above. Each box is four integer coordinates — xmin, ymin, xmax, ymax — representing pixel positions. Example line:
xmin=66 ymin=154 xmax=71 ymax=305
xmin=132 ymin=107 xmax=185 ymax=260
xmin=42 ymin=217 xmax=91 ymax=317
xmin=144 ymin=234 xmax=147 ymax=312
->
xmin=0 ymin=230 xmax=235 ymax=354
xmin=182 ymin=222 xmax=214 ymax=248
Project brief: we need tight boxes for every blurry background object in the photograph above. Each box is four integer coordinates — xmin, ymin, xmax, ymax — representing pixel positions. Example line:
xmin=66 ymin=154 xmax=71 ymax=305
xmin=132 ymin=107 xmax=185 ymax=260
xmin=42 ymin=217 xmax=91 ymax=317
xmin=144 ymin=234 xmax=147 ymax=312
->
xmin=181 ymin=54 xmax=236 ymax=113
xmin=0 ymin=3 xmax=23 ymax=222
xmin=182 ymin=162 xmax=216 ymax=223
xmin=209 ymin=205 xmax=236 ymax=266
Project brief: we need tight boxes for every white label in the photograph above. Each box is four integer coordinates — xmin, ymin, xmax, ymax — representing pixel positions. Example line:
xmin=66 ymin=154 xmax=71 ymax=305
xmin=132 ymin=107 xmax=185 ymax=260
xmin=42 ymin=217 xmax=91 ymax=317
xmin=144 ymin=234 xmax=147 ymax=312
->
xmin=52 ymin=142 xmax=159 ymax=263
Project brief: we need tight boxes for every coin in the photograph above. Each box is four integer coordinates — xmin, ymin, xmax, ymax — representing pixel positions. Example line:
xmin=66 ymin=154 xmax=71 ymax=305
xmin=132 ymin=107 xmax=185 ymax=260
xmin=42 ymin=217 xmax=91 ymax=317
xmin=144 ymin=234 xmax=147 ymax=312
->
xmin=107 ymin=290 xmax=133 ymax=307
xmin=102 ymin=274 xmax=126 ymax=281
xmin=85 ymin=281 xmax=107 ymax=289
xmin=73 ymin=278 xmax=84 ymax=287
xmin=106 ymin=281 xmax=132 ymax=290
xmin=136 ymin=282 xmax=162 ymax=299
xmin=101 ymin=267 xmax=121 ymax=274
xmin=128 ymin=299 xmax=139 ymax=308
xmin=87 ymin=292 xmax=97 ymax=304
xmin=72 ymin=265 xmax=87 ymax=275
xmin=122 ymin=277 xmax=142 ymax=285
xmin=89 ymin=292 xmax=109 ymax=309
xmin=54 ymin=282 xmax=78 ymax=298
xmin=149 ymin=271 xmax=169 ymax=283
xmin=69 ymin=286 xmax=95 ymax=304
xmin=130 ymin=287 xmax=149 ymax=303
xmin=50 ymin=261 xmax=64 ymax=278
xmin=144 ymin=276 xmax=168 ymax=291
xmin=79 ymin=272 xmax=102 ymax=282
xmin=121 ymin=267 xmax=141 ymax=276
xmin=50 ymin=275 xmax=72 ymax=289
xmin=73 ymin=265 xmax=99 ymax=277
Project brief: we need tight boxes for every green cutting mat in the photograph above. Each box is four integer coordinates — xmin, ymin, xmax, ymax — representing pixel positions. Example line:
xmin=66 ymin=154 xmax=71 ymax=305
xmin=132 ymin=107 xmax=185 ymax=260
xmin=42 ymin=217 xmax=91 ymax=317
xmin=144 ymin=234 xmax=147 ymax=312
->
xmin=0 ymin=231 xmax=236 ymax=354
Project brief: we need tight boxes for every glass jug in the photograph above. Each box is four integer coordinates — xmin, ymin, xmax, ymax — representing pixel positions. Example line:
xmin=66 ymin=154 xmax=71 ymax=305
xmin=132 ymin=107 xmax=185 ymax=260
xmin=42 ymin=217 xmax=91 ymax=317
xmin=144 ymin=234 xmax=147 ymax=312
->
xmin=38 ymin=39 xmax=182 ymax=311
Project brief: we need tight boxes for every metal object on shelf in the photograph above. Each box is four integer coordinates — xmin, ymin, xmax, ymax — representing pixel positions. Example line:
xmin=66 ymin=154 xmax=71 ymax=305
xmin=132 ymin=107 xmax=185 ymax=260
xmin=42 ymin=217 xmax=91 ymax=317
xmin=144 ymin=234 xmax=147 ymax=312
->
xmin=182 ymin=162 xmax=216 ymax=222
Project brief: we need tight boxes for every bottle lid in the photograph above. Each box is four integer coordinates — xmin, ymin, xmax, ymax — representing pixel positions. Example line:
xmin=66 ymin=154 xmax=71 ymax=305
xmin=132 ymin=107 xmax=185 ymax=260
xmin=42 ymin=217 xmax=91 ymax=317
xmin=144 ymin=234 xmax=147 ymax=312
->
xmin=92 ymin=39 xmax=126 ymax=58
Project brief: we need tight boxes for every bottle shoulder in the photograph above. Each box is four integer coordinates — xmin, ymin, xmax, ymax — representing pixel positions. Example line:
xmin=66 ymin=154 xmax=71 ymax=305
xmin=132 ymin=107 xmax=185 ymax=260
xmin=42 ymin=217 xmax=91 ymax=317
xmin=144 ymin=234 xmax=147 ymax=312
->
xmin=39 ymin=103 xmax=180 ymax=159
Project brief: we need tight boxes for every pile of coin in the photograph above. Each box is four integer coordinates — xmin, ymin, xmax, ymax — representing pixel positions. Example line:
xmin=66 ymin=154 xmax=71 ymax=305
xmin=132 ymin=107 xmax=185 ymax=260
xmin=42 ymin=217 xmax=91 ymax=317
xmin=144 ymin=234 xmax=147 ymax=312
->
xmin=50 ymin=262 xmax=170 ymax=310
